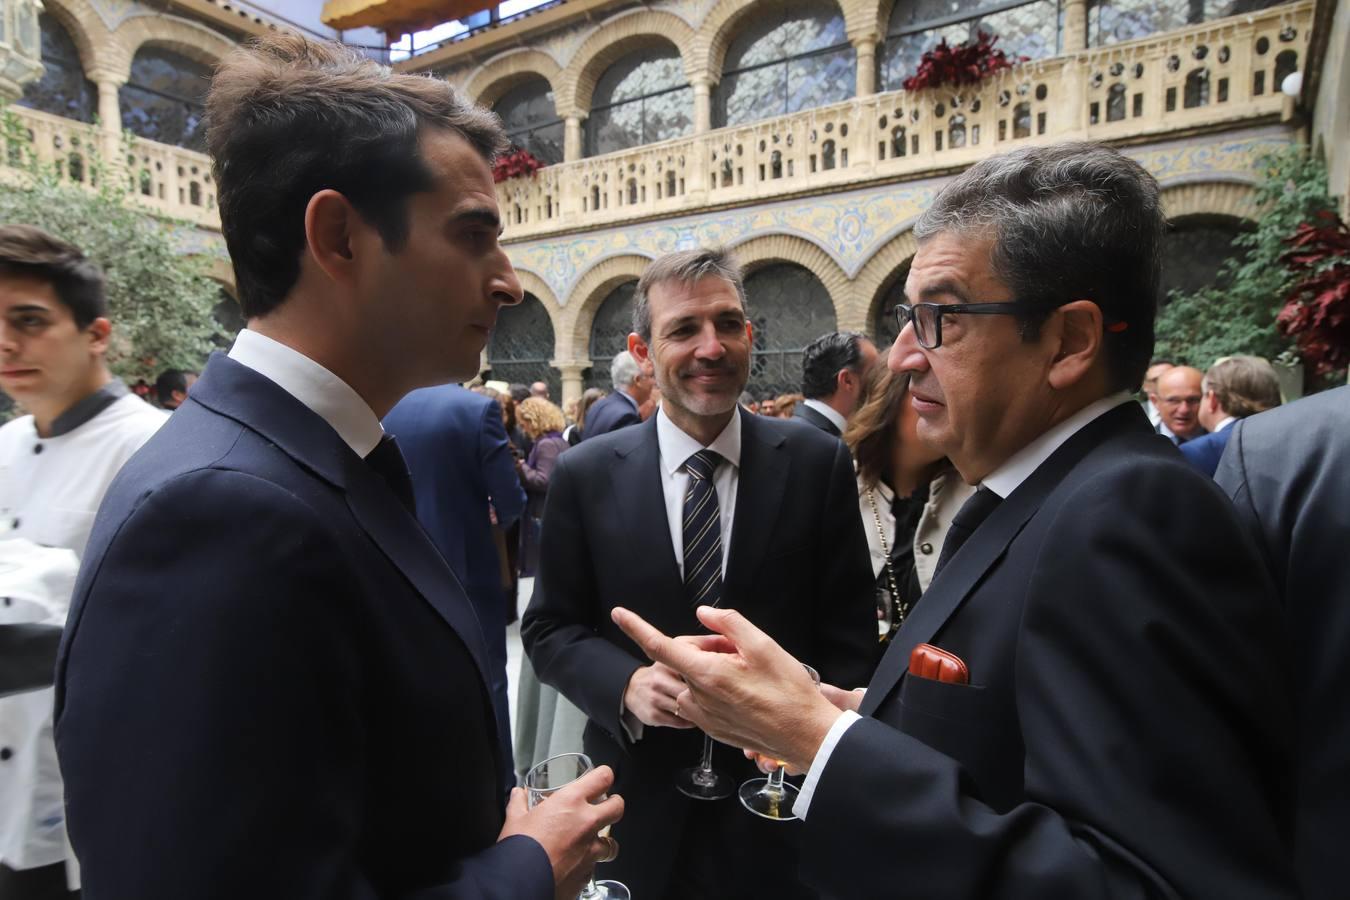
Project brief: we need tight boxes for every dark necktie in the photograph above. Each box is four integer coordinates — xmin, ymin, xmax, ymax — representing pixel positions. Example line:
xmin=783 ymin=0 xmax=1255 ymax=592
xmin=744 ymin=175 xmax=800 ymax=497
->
xmin=932 ymin=487 xmax=1002 ymax=578
xmin=682 ymin=449 xmax=724 ymax=608
xmin=366 ymin=434 xmax=416 ymax=515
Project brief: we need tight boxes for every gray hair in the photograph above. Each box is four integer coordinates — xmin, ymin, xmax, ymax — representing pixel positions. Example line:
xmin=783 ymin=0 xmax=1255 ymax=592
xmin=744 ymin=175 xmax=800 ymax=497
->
xmin=611 ymin=350 xmax=642 ymax=390
xmin=914 ymin=141 xmax=1164 ymax=393
xmin=1202 ymin=355 xmax=1282 ymax=419
xmin=633 ymin=247 xmax=747 ymax=341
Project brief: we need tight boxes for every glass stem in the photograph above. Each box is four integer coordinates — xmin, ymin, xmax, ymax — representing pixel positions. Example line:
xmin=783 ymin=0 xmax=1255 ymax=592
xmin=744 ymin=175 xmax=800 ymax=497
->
xmin=766 ymin=764 xmax=787 ymax=795
xmin=698 ymin=733 xmax=716 ymax=772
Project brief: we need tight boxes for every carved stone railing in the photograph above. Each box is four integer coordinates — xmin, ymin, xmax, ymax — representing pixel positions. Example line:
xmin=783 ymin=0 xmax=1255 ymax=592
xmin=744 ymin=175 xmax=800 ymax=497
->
xmin=496 ymin=0 xmax=1311 ymax=240
xmin=0 ymin=106 xmax=220 ymax=230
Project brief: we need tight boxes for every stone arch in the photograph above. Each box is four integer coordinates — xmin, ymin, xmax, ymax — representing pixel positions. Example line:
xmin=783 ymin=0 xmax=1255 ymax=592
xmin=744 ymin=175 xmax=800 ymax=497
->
xmin=1159 ymin=180 xmax=1260 ymax=224
xmin=693 ymin=0 xmax=869 ymax=82
xmin=562 ymin=254 xmax=651 ymax=360
xmin=464 ymin=49 xmax=564 ymax=111
xmin=729 ymin=233 xmax=860 ymax=331
xmin=36 ymin=0 xmax=110 ymax=79
xmin=559 ymin=9 xmax=697 ymax=117
xmin=853 ymin=229 xmax=918 ymax=341
xmin=103 ymin=15 xmax=237 ymax=82
xmin=510 ymin=267 xmax=566 ymax=358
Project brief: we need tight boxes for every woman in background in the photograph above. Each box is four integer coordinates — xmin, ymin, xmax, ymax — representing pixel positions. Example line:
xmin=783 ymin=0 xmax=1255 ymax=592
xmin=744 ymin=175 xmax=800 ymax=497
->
xmin=562 ymin=387 xmax=606 ymax=446
xmin=514 ymin=398 xmax=569 ymax=579
xmin=843 ymin=362 xmax=974 ymax=644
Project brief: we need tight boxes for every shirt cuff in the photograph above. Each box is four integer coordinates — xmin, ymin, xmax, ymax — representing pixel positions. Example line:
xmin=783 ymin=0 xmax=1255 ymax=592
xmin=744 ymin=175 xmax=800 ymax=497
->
xmin=620 ymin=702 xmax=643 ymax=742
xmin=790 ymin=709 xmax=860 ymax=820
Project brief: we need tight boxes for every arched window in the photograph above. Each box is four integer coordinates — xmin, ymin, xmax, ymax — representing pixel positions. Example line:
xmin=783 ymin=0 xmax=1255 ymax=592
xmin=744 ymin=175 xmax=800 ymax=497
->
xmin=1161 ymin=215 xmax=1250 ymax=300
xmin=743 ymin=263 xmax=837 ymax=397
xmin=585 ymin=47 xmax=692 ymax=157
xmin=716 ymin=1 xmax=854 ymax=128
xmin=493 ymin=77 xmax=564 ymax=165
xmin=120 ymin=47 xmax=211 ymax=151
xmin=585 ymin=281 xmax=637 ymax=390
xmin=18 ymin=14 xmax=96 ymax=123
xmin=872 ymin=263 xmax=912 ymax=349
xmin=487 ymin=293 xmax=559 ymax=397
xmin=1087 ymin=0 xmax=1289 ymax=47
xmin=881 ymin=0 xmax=1060 ymax=93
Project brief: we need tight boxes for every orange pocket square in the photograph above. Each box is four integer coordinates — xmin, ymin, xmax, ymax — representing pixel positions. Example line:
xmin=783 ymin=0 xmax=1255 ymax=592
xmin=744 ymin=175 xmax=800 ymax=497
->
xmin=908 ymin=643 xmax=970 ymax=685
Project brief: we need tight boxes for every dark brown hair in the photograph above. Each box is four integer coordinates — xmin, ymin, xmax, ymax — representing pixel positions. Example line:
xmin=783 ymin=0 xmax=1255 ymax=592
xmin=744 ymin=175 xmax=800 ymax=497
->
xmin=0 ymin=224 xmax=106 ymax=328
xmin=206 ymin=33 xmax=508 ymax=319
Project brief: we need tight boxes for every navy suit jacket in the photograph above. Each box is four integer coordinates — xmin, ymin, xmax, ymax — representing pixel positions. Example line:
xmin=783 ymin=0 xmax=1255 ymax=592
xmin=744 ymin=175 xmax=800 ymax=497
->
xmin=382 ymin=385 xmax=526 ymax=595
xmin=800 ymin=403 xmax=1296 ymax=899
xmin=791 ymin=401 xmax=842 ymax=437
xmin=1179 ymin=424 xmax=1233 ymax=477
xmin=1216 ymin=386 xmax=1350 ymax=900
xmin=54 ymin=354 xmax=551 ymax=899
xmin=582 ymin=390 xmax=640 ymax=439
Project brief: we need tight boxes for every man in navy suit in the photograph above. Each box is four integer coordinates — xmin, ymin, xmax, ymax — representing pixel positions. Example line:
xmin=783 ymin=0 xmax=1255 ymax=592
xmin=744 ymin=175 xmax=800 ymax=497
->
xmin=1180 ymin=355 xmax=1282 ymax=477
xmin=583 ymin=350 xmax=649 ymax=439
xmin=54 ymin=33 xmax=620 ymax=899
xmin=614 ymin=144 xmax=1296 ymax=899
xmin=793 ymin=331 xmax=877 ymax=437
xmin=384 ymin=384 xmax=527 ymax=790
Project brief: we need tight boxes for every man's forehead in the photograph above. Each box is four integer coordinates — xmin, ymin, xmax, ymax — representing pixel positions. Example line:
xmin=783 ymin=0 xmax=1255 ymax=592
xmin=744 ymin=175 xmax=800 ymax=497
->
xmin=907 ymin=232 xmax=1001 ymax=295
xmin=0 ymin=275 xmax=61 ymax=309
xmin=650 ymin=276 xmax=743 ymax=312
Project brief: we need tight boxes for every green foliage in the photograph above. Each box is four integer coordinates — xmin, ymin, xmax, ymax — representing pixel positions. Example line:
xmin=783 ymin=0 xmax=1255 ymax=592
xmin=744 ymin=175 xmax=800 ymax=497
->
xmin=0 ymin=105 xmax=224 ymax=383
xmin=1154 ymin=145 xmax=1338 ymax=369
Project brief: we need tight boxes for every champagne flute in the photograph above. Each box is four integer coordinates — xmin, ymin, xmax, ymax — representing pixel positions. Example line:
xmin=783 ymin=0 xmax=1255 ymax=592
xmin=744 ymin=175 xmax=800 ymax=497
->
xmin=525 ymin=752 xmax=631 ymax=900
xmin=675 ymin=733 xmax=735 ymax=800
xmin=738 ymin=663 xmax=820 ymax=821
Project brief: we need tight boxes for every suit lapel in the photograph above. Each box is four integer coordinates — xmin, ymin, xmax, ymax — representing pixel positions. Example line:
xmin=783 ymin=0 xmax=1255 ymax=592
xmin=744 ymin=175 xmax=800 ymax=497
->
xmin=859 ymin=403 xmax=1141 ymax=717
xmin=723 ymin=411 xmax=788 ymax=609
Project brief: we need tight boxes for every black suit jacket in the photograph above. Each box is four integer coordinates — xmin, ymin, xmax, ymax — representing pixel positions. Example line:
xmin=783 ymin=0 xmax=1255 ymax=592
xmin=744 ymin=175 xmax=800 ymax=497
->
xmin=582 ymin=390 xmax=641 ymax=439
xmin=800 ymin=402 xmax=1297 ymax=899
xmin=1215 ymin=385 xmax=1350 ymax=900
xmin=522 ymin=410 xmax=876 ymax=895
xmin=55 ymin=354 xmax=551 ymax=899
xmin=791 ymin=402 xmax=841 ymax=437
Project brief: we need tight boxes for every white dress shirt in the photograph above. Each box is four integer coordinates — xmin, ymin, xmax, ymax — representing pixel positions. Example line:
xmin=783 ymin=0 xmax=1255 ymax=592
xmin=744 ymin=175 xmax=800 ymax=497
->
xmin=228 ymin=329 xmax=383 ymax=457
xmin=793 ymin=391 xmax=1135 ymax=818
xmin=622 ymin=407 xmax=742 ymax=740
xmin=801 ymin=398 xmax=847 ymax=434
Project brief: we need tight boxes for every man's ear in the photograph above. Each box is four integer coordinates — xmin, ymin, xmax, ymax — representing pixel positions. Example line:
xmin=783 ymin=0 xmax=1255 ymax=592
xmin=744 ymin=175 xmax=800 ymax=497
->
xmin=85 ymin=317 xmax=112 ymax=356
xmin=1046 ymin=300 xmax=1103 ymax=391
xmin=304 ymin=189 xmax=362 ymax=286
xmin=627 ymin=332 xmax=650 ymax=365
xmin=1205 ymin=390 xmax=1220 ymax=415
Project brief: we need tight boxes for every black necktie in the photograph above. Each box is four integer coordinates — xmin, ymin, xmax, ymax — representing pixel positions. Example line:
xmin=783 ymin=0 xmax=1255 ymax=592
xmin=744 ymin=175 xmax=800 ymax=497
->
xmin=366 ymin=434 xmax=416 ymax=515
xmin=933 ymin=487 xmax=1002 ymax=578
xmin=682 ymin=449 xmax=724 ymax=608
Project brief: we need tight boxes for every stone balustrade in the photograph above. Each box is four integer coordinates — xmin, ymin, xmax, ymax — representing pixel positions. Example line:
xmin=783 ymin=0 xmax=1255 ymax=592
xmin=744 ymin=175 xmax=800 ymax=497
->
xmin=497 ymin=0 xmax=1311 ymax=241
xmin=1 ymin=105 xmax=220 ymax=230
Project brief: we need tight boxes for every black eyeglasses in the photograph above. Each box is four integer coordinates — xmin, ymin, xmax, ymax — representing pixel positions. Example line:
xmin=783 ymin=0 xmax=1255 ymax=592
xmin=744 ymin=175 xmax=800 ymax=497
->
xmin=893 ymin=302 xmax=1023 ymax=350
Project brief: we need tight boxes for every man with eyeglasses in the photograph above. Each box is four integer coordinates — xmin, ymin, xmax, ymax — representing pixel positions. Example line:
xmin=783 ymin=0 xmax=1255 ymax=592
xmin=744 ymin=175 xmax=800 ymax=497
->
xmin=1151 ymin=364 xmax=1207 ymax=444
xmin=609 ymin=142 xmax=1297 ymax=898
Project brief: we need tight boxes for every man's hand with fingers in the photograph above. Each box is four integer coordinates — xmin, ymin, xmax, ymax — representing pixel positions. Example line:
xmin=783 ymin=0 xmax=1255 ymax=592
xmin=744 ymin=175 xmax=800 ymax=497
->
xmin=611 ymin=605 xmax=845 ymax=774
xmin=497 ymin=766 xmax=625 ymax=900
xmin=742 ymin=681 xmax=864 ymax=774
xmin=622 ymin=661 xmax=695 ymax=729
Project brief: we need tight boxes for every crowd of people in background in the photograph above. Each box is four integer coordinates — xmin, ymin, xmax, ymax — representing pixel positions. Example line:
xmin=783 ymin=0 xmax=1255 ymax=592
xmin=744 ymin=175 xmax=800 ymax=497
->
xmin=0 ymin=29 xmax=1346 ymax=900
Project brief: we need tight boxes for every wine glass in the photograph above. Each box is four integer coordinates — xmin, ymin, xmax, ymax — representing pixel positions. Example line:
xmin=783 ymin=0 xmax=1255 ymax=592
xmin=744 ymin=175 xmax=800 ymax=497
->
xmin=525 ymin=752 xmax=631 ymax=900
xmin=675 ymin=732 xmax=735 ymax=800
xmin=738 ymin=663 xmax=820 ymax=821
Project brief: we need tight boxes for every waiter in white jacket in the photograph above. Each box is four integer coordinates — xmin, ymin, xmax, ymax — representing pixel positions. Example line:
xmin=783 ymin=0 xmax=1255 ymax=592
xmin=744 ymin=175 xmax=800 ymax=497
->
xmin=0 ymin=226 xmax=165 ymax=898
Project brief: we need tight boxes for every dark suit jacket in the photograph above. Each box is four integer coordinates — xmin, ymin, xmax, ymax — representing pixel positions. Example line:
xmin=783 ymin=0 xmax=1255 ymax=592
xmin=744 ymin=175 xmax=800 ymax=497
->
xmin=382 ymin=385 xmax=526 ymax=596
xmin=1216 ymin=386 xmax=1350 ymax=900
xmin=522 ymin=410 xmax=877 ymax=896
xmin=582 ymin=390 xmax=640 ymax=439
xmin=54 ymin=354 xmax=551 ymax=900
xmin=1178 ymin=423 xmax=1234 ymax=477
xmin=792 ymin=401 xmax=841 ymax=437
xmin=800 ymin=402 xmax=1296 ymax=899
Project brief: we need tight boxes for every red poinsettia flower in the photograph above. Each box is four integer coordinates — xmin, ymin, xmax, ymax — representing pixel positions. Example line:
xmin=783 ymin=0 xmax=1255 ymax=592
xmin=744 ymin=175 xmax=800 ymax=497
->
xmin=493 ymin=147 xmax=545 ymax=183
xmin=1278 ymin=210 xmax=1350 ymax=375
xmin=902 ymin=32 xmax=1026 ymax=93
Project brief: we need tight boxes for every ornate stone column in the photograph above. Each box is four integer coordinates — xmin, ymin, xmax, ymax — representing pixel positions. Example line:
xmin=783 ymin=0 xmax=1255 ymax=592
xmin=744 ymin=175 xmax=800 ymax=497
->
xmin=90 ymin=74 xmax=128 ymax=178
xmin=0 ymin=0 xmax=44 ymax=101
xmin=1062 ymin=0 xmax=1088 ymax=53
xmin=555 ymin=360 xmax=588 ymax=411
xmin=563 ymin=115 xmax=583 ymax=162
xmin=692 ymin=75 xmax=714 ymax=133
xmin=852 ymin=36 xmax=878 ymax=97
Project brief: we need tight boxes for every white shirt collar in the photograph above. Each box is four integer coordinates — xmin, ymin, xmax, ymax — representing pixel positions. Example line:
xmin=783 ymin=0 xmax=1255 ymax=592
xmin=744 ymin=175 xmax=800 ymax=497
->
xmin=802 ymin=398 xmax=848 ymax=434
xmin=227 ymin=328 xmax=384 ymax=458
xmin=981 ymin=392 xmax=1133 ymax=499
xmin=656 ymin=406 xmax=742 ymax=475
xmin=1213 ymin=416 xmax=1236 ymax=433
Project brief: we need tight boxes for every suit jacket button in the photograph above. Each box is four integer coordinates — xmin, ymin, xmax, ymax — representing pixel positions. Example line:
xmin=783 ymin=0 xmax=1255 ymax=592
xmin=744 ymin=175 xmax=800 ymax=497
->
xmin=0 ymin=747 xmax=12 ymax=761
xmin=920 ymin=542 xmax=934 ymax=555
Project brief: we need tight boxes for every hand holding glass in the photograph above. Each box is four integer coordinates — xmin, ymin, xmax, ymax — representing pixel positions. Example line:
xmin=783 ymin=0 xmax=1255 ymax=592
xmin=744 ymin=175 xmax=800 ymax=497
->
xmin=739 ymin=663 xmax=820 ymax=821
xmin=525 ymin=752 xmax=631 ymax=900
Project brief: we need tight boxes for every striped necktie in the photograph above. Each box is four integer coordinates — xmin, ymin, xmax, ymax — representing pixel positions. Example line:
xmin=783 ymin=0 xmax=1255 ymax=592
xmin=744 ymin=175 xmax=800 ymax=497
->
xmin=682 ymin=449 xmax=724 ymax=608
